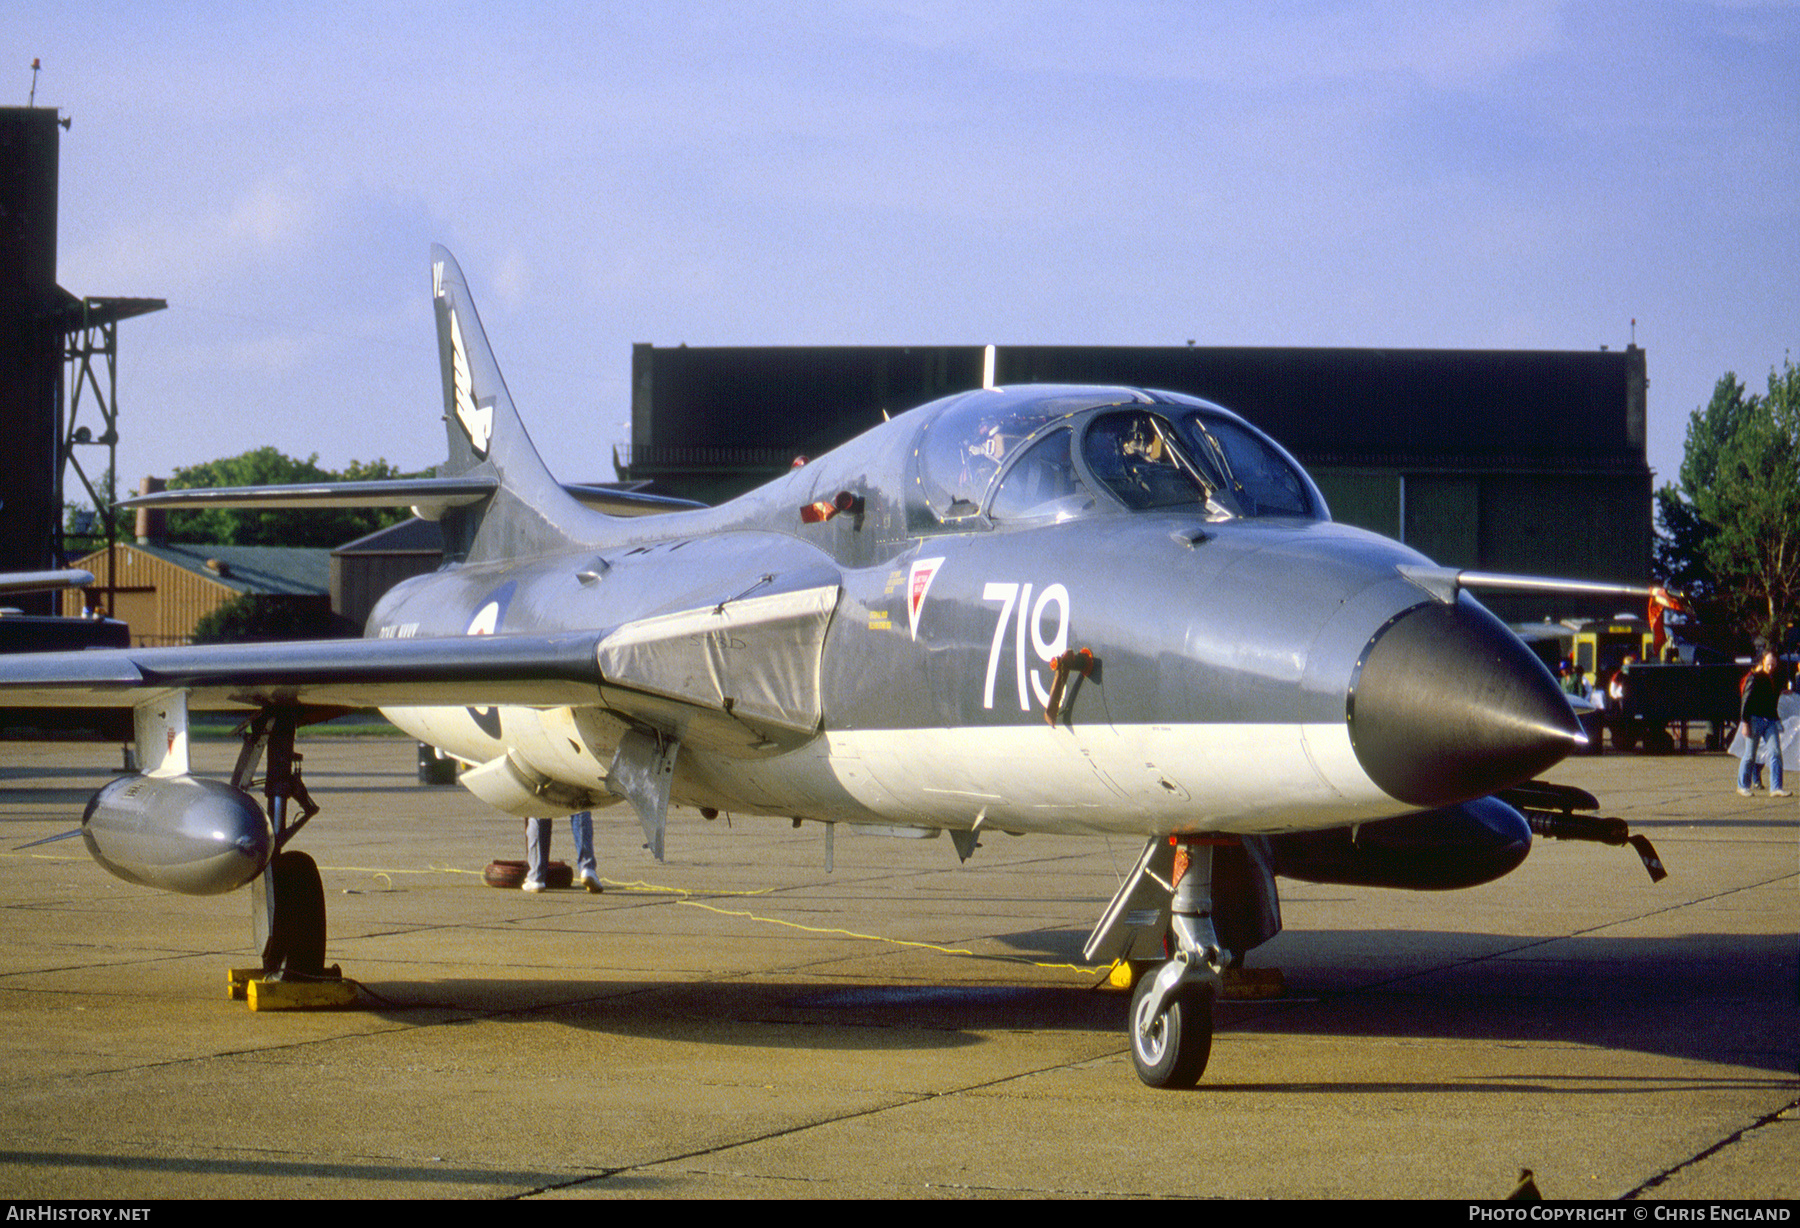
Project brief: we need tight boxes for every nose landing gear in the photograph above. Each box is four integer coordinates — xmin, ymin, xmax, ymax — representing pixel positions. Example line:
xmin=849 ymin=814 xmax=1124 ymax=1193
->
xmin=1127 ymin=838 xmax=1224 ymax=1088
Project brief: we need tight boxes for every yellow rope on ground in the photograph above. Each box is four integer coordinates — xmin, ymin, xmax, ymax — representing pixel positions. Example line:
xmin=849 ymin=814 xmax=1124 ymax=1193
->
xmin=337 ymin=864 xmax=473 ymax=876
xmin=7 ymin=848 xmax=1094 ymax=975
xmin=597 ymin=877 xmax=779 ymax=898
xmin=675 ymin=897 xmax=1092 ymax=972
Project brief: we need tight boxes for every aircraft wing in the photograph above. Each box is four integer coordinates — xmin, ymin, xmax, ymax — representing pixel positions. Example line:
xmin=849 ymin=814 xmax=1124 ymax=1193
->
xmin=0 ymin=580 xmax=841 ymax=752
xmin=0 ymin=633 xmax=606 ymax=711
xmin=0 ymin=569 xmax=95 ymax=596
xmin=592 ymin=583 xmax=839 ymax=753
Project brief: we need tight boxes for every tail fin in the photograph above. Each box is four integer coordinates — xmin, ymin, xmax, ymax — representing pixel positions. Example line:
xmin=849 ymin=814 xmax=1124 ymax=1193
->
xmin=430 ymin=245 xmax=588 ymax=561
xmin=112 ymin=249 xmax=690 ymax=553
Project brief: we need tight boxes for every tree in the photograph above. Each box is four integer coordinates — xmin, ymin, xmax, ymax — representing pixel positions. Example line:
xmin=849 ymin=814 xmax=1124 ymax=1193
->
xmin=62 ymin=464 xmax=133 ymax=551
xmin=189 ymin=592 xmax=349 ymax=644
xmin=1655 ymin=361 xmax=1800 ymax=651
xmin=163 ymin=448 xmax=427 ymax=549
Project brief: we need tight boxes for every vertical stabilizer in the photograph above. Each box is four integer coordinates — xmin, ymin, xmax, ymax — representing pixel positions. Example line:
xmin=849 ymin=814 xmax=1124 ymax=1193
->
xmin=429 ymin=245 xmax=588 ymax=561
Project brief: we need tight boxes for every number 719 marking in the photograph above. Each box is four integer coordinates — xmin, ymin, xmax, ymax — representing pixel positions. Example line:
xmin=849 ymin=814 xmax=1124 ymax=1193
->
xmin=982 ymin=582 xmax=1070 ymax=711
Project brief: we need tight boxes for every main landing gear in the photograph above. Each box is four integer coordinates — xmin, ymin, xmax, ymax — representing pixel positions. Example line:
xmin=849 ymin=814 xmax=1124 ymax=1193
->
xmin=1127 ymin=838 xmax=1225 ymax=1089
xmin=258 ymin=850 xmax=328 ymax=977
xmin=234 ymin=709 xmax=337 ymax=985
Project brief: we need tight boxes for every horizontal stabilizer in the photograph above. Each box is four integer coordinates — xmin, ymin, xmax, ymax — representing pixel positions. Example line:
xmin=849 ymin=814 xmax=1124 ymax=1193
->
xmin=121 ymin=479 xmax=703 ymax=521
xmin=562 ymin=486 xmax=706 ymax=516
xmin=120 ymin=477 xmax=497 ymax=519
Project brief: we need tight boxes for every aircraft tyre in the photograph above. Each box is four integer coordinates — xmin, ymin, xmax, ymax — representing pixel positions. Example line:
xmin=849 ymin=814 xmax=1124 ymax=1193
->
xmin=262 ymin=851 xmax=327 ymax=977
xmin=1129 ymin=970 xmax=1214 ymax=1089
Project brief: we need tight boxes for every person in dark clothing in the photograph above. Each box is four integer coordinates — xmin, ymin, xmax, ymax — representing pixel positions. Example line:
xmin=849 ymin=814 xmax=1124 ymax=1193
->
xmin=1607 ymin=655 xmax=1640 ymax=751
xmin=1737 ymin=652 xmax=1788 ymax=797
xmin=1558 ymin=659 xmax=1586 ymax=698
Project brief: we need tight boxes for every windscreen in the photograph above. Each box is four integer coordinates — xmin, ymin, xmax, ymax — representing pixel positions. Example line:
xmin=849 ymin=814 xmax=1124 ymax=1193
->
xmin=915 ymin=395 xmax=1091 ymax=520
xmin=1175 ymin=413 xmax=1320 ymax=518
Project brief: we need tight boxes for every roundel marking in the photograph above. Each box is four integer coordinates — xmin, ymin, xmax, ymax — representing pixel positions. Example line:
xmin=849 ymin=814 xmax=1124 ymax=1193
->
xmin=465 ymin=581 xmax=518 ymax=738
xmin=467 ymin=601 xmax=502 ymax=636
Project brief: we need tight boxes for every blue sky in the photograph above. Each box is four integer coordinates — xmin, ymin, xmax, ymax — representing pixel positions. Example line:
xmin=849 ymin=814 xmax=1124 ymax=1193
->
xmin=20 ymin=1 xmax=1798 ymax=501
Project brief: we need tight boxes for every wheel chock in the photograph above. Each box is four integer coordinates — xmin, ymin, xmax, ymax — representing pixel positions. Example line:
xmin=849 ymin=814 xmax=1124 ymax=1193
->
xmin=227 ymin=967 xmax=260 ymax=1000
xmin=1221 ymin=967 xmax=1285 ymax=1000
xmin=228 ymin=966 xmax=359 ymax=1010
xmin=246 ymin=977 xmax=358 ymax=1011
xmin=1102 ymin=960 xmax=1285 ymax=999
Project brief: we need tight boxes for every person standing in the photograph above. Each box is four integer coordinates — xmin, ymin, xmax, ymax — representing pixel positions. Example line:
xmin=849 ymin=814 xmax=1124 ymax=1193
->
xmin=1737 ymin=653 xmax=1789 ymax=798
xmin=1607 ymin=655 xmax=1639 ymax=751
xmin=522 ymin=812 xmax=603 ymax=892
xmin=1558 ymin=659 xmax=1585 ymax=698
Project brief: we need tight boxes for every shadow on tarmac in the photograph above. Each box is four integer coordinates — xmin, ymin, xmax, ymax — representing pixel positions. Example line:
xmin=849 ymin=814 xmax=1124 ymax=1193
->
xmin=320 ymin=921 xmax=1796 ymax=1079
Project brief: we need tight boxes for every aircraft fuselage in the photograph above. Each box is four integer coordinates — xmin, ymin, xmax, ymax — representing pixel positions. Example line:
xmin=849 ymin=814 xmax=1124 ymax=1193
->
xmin=373 ymin=495 xmax=1571 ymax=840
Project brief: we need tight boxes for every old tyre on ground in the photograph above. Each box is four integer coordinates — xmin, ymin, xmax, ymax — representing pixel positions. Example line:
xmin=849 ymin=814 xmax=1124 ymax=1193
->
xmin=483 ymin=859 xmax=573 ymax=889
xmin=1129 ymin=968 xmax=1214 ymax=1089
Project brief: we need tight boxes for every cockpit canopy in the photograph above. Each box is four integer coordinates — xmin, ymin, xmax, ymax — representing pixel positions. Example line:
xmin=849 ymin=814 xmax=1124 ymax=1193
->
xmin=912 ymin=387 xmax=1326 ymax=527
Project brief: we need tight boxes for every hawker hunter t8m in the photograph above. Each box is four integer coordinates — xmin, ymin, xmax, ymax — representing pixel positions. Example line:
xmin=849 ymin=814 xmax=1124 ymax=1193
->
xmin=1 ymin=248 xmax=1661 ymax=1087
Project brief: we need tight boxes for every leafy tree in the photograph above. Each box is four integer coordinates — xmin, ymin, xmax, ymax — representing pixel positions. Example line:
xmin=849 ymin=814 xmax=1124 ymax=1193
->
xmin=164 ymin=448 xmax=427 ymax=548
xmin=63 ymin=497 xmax=133 ymax=550
xmin=62 ymin=465 xmax=132 ymax=551
xmin=189 ymin=593 xmax=350 ymax=643
xmin=1655 ymin=361 xmax=1800 ymax=651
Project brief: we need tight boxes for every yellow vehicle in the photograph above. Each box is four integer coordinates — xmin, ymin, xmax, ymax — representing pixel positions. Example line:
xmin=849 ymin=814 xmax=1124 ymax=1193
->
xmin=1568 ymin=615 xmax=1658 ymax=689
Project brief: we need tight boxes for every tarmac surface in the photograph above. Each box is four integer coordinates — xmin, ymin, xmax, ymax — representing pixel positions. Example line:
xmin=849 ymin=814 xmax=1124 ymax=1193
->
xmin=0 ymin=736 xmax=1794 ymax=1200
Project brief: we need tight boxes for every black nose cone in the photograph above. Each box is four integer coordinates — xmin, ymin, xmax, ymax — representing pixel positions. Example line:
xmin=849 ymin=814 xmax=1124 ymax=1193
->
xmin=1348 ymin=598 xmax=1583 ymax=808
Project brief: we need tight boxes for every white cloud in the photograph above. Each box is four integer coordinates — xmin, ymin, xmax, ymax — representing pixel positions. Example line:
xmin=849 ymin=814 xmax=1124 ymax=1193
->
xmin=489 ymin=250 xmax=535 ymax=316
xmin=851 ymin=0 xmax=1566 ymax=89
xmin=223 ymin=174 xmax=324 ymax=250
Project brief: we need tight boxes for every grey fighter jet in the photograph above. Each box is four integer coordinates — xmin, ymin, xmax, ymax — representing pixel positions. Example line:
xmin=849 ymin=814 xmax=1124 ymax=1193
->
xmin=0 ymin=248 xmax=1657 ymax=1088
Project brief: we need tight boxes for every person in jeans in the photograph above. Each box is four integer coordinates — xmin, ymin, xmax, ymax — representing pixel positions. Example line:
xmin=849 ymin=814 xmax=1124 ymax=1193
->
xmin=522 ymin=813 xmax=602 ymax=891
xmin=1737 ymin=653 xmax=1789 ymax=798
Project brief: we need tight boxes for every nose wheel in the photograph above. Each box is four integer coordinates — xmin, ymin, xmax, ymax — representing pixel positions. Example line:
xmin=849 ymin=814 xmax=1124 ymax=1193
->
xmin=1130 ymin=973 xmax=1214 ymax=1088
